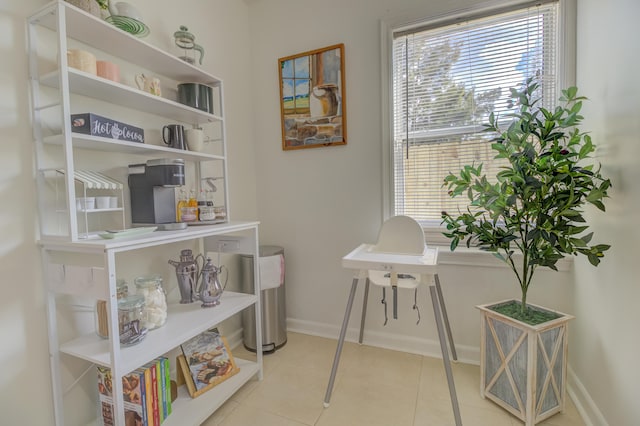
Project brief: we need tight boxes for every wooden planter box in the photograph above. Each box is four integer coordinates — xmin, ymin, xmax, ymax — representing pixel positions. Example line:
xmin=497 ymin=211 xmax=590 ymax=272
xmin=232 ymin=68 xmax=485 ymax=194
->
xmin=478 ymin=300 xmax=574 ymax=425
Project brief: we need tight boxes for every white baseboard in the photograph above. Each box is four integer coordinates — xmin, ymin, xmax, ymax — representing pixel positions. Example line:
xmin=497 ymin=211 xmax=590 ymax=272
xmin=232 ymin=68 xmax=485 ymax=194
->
xmin=567 ymin=366 xmax=609 ymax=426
xmin=286 ymin=317 xmax=480 ymax=365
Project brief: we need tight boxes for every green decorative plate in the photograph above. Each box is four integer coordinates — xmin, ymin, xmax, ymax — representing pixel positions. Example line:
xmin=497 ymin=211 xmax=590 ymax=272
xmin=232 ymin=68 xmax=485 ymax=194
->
xmin=98 ymin=226 xmax=157 ymax=239
xmin=105 ymin=15 xmax=150 ymax=38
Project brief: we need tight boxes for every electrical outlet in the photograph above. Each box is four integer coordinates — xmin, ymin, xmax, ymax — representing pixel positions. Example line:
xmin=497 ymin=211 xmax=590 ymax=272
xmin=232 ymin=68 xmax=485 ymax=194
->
xmin=218 ymin=239 xmax=240 ymax=252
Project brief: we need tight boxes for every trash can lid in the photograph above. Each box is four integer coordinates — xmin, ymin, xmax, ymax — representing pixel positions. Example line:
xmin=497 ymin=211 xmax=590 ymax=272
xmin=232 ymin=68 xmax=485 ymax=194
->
xmin=240 ymin=245 xmax=284 ymax=258
xmin=260 ymin=245 xmax=284 ymax=257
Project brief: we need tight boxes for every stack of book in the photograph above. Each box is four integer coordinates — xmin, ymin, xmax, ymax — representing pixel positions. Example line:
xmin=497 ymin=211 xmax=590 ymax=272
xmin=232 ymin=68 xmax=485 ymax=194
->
xmin=97 ymin=357 xmax=172 ymax=425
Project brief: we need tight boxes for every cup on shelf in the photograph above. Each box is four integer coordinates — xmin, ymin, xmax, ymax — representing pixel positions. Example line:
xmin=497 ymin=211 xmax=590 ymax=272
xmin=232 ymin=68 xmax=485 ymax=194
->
xmin=76 ymin=197 xmax=95 ymax=211
xmin=109 ymin=196 xmax=118 ymax=208
xmin=96 ymin=60 xmax=120 ymax=83
xmin=185 ymin=128 xmax=204 ymax=152
xmin=96 ymin=196 xmax=110 ymax=209
xmin=67 ymin=49 xmax=97 ymax=75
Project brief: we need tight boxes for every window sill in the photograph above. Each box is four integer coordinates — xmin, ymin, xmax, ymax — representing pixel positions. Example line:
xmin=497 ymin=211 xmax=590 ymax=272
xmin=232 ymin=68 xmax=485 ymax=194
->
xmin=425 ymin=228 xmax=573 ymax=272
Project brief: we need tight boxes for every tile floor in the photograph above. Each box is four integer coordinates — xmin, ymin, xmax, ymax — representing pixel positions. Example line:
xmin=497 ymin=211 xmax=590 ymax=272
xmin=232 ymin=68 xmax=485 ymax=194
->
xmin=202 ymin=332 xmax=585 ymax=426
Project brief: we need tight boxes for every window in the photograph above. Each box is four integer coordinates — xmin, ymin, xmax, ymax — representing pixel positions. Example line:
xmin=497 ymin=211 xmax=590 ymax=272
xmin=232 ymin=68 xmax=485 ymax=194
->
xmin=390 ymin=1 xmax=561 ymax=227
xmin=281 ymin=55 xmax=312 ymax=115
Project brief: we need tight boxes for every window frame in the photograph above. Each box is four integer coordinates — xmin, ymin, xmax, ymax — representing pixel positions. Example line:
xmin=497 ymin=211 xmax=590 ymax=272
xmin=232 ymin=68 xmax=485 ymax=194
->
xmin=380 ymin=0 xmax=576 ymax=248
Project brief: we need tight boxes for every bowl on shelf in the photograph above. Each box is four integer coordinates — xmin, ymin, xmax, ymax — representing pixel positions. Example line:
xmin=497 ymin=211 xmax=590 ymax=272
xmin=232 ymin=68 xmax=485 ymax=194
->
xmin=104 ymin=15 xmax=150 ymax=37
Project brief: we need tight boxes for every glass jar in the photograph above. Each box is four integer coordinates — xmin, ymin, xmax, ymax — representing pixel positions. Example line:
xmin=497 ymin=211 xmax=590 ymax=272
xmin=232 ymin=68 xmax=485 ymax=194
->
xmin=134 ymin=275 xmax=168 ymax=330
xmin=95 ymin=279 xmax=129 ymax=339
xmin=117 ymin=295 xmax=147 ymax=346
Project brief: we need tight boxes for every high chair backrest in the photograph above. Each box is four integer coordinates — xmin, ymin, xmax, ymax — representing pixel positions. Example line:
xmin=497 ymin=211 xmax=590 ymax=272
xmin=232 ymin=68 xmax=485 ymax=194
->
xmin=371 ymin=215 xmax=425 ymax=255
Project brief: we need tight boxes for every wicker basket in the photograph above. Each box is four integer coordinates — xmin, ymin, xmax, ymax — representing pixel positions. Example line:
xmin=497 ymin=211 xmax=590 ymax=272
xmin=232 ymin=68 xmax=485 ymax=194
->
xmin=65 ymin=0 xmax=101 ymax=18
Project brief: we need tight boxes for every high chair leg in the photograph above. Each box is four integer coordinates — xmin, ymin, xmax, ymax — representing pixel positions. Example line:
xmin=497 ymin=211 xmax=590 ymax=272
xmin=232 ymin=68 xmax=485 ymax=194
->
xmin=358 ymin=278 xmax=370 ymax=344
xmin=430 ymin=285 xmax=462 ymax=426
xmin=434 ymin=273 xmax=457 ymax=360
xmin=324 ymin=277 xmax=359 ymax=407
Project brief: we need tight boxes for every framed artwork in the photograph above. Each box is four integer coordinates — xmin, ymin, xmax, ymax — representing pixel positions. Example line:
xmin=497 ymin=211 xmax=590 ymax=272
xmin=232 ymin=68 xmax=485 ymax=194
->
xmin=278 ymin=43 xmax=347 ymax=150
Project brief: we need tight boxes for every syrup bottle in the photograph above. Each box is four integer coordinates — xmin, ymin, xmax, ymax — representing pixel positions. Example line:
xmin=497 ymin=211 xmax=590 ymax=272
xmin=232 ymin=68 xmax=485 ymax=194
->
xmin=176 ymin=188 xmax=187 ymax=222
xmin=187 ymin=189 xmax=198 ymax=220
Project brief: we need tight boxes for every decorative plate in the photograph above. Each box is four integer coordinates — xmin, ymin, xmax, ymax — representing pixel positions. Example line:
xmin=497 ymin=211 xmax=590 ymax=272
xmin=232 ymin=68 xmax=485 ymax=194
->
xmin=98 ymin=226 xmax=157 ymax=239
xmin=105 ymin=15 xmax=150 ymax=38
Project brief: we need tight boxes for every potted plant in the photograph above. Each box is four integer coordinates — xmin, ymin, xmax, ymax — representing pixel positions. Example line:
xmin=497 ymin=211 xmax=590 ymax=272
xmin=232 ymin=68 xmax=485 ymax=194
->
xmin=441 ymin=77 xmax=611 ymax=425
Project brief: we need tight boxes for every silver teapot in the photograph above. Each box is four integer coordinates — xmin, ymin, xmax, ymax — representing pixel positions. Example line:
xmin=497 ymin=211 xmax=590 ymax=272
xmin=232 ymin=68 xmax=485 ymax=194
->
xmin=168 ymin=249 xmax=203 ymax=304
xmin=197 ymin=257 xmax=227 ymax=308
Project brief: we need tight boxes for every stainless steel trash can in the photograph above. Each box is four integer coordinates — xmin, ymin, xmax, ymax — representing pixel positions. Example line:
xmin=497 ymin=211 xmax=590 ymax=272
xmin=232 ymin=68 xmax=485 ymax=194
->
xmin=241 ymin=245 xmax=287 ymax=353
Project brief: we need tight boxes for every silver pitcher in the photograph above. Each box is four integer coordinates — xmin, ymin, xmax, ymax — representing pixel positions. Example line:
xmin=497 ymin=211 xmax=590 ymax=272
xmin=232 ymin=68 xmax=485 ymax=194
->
xmin=168 ymin=249 xmax=204 ymax=304
xmin=197 ymin=257 xmax=227 ymax=308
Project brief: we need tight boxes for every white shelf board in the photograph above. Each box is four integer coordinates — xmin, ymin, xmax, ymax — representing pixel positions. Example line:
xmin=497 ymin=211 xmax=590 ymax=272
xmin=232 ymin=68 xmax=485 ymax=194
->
xmin=164 ymin=358 xmax=259 ymax=426
xmin=59 ymin=291 xmax=257 ymax=373
xmin=39 ymin=221 xmax=258 ymax=253
xmin=40 ymin=69 xmax=222 ymax=125
xmin=42 ymin=133 xmax=224 ymax=161
xmin=31 ymin=1 xmax=222 ymax=85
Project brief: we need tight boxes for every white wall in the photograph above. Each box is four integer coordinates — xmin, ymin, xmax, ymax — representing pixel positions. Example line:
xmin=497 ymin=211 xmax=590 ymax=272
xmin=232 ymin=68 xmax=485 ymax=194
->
xmin=247 ymin=0 xmax=574 ymax=354
xmin=572 ymin=0 xmax=640 ymax=424
xmin=0 ymin=0 xmax=255 ymax=424
xmin=247 ymin=0 xmax=637 ymax=424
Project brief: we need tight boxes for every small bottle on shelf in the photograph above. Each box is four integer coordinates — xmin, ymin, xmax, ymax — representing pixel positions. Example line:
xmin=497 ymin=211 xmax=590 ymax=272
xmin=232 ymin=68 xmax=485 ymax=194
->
xmin=176 ymin=188 xmax=187 ymax=222
xmin=197 ymin=189 xmax=208 ymax=221
xmin=199 ymin=189 xmax=216 ymax=221
xmin=187 ymin=188 xmax=198 ymax=221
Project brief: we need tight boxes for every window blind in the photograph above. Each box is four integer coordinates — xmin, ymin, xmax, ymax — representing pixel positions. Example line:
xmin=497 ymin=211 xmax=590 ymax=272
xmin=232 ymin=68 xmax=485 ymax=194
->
xmin=392 ymin=1 xmax=559 ymax=223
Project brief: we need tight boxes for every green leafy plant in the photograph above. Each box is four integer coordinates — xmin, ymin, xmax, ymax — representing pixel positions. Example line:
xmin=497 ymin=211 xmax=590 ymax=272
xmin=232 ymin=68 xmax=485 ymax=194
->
xmin=441 ymin=77 xmax=611 ymax=322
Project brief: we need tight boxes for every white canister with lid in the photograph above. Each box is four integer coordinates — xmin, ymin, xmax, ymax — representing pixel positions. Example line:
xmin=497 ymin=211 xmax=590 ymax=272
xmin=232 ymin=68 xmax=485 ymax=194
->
xmin=134 ymin=275 xmax=168 ymax=330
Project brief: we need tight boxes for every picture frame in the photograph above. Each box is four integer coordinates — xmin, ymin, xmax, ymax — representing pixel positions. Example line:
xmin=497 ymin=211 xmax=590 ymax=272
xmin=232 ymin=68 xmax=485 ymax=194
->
xmin=278 ymin=43 xmax=347 ymax=150
xmin=177 ymin=328 xmax=239 ymax=398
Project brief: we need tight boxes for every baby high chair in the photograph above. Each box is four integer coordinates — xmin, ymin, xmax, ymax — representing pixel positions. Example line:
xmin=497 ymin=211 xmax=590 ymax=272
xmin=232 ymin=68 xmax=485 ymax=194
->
xmin=323 ymin=215 xmax=462 ymax=425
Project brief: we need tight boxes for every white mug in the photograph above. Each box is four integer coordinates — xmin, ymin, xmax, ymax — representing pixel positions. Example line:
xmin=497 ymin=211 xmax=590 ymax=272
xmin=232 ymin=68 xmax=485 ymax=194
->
xmin=185 ymin=128 xmax=204 ymax=152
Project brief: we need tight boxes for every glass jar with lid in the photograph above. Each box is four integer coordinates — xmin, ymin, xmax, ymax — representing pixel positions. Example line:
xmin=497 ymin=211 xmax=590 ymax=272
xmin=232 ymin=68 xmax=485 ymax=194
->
xmin=95 ymin=279 xmax=129 ymax=339
xmin=118 ymin=294 xmax=147 ymax=346
xmin=134 ymin=275 xmax=168 ymax=330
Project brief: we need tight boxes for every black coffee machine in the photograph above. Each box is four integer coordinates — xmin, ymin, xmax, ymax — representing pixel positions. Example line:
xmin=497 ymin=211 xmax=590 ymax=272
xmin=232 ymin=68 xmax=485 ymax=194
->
xmin=128 ymin=159 xmax=186 ymax=230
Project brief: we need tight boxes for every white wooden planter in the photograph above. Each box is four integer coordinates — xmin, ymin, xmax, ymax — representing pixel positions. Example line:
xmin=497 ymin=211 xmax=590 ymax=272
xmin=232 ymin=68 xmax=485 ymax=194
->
xmin=478 ymin=300 xmax=574 ymax=426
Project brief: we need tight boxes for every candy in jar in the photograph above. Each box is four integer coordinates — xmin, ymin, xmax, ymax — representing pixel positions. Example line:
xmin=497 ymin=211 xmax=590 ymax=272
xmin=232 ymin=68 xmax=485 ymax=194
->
xmin=134 ymin=275 xmax=168 ymax=330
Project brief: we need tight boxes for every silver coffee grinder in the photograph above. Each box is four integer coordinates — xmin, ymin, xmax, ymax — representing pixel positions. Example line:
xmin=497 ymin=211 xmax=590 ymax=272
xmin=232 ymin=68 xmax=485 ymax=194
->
xmin=128 ymin=159 xmax=186 ymax=230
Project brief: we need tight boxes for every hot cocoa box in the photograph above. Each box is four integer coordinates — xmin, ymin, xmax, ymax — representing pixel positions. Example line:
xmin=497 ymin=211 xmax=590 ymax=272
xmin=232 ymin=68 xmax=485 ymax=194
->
xmin=71 ymin=113 xmax=144 ymax=143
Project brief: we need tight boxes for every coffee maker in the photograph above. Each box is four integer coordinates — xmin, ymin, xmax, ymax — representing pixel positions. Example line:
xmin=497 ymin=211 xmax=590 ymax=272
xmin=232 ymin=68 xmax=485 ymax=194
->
xmin=128 ymin=159 xmax=186 ymax=230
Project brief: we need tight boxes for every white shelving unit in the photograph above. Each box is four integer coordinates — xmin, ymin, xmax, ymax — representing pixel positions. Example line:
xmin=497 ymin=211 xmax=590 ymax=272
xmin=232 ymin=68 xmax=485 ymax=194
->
xmin=27 ymin=2 xmax=262 ymax=425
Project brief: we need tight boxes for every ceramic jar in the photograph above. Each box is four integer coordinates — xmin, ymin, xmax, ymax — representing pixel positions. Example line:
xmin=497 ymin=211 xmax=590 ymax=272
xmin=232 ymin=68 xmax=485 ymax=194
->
xmin=67 ymin=49 xmax=97 ymax=75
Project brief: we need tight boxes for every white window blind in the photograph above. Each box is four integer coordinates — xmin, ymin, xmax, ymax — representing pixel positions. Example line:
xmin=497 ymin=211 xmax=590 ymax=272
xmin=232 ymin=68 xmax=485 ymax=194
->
xmin=392 ymin=1 xmax=559 ymax=223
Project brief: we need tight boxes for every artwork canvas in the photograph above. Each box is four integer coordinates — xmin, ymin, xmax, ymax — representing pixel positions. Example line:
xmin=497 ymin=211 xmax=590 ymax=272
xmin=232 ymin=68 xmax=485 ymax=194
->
xmin=279 ymin=44 xmax=347 ymax=150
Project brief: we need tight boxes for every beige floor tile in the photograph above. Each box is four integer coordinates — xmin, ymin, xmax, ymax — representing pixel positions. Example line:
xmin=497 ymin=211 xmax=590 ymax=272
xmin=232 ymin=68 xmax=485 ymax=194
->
xmin=317 ymin=374 xmax=418 ymax=426
xmin=339 ymin=343 xmax=423 ymax=389
xmin=201 ymin=399 xmax=240 ymax=426
xmin=210 ymin=332 xmax=587 ymax=426
xmin=239 ymin=361 xmax=327 ymax=425
xmin=216 ymin=405 xmax=311 ymax=426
